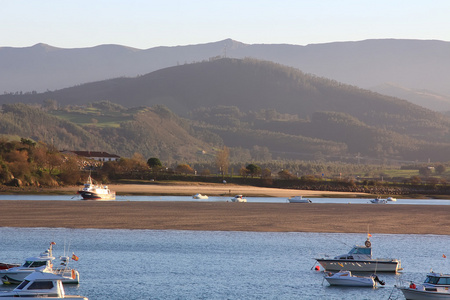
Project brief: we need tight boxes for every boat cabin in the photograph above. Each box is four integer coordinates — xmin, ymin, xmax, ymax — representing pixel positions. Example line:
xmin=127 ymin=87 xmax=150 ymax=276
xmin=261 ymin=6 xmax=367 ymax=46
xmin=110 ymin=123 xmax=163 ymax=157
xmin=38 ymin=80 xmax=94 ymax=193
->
xmin=424 ymin=273 xmax=450 ymax=286
xmin=334 ymin=245 xmax=372 ymax=260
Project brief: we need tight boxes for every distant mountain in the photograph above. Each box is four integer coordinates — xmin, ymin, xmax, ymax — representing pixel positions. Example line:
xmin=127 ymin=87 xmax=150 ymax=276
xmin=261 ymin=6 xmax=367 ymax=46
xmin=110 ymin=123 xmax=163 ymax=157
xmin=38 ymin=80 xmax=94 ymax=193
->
xmin=2 ymin=58 xmax=450 ymax=162
xmin=369 ymin=83 xmax=450 ymax=112
xmin=1 ymin=39 xmax=450 ymax=110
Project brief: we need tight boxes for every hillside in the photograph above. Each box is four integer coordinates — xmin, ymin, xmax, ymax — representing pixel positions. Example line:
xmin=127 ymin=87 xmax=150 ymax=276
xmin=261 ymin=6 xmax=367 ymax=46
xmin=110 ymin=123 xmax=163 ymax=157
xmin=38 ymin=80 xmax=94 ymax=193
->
xmin=0 ymin=103 xmax=215 ymax=161
xmin=2 ymin=58 xmax=450 ymax=163
xmin=1 ymin=39 xmax=450 ymax=111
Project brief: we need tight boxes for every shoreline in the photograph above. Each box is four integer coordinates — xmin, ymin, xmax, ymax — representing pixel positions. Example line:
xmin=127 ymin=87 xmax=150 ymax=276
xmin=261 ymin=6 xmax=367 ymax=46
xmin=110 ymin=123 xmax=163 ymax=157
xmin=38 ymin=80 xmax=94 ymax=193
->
xmin=1 ymin=200 xmax=449 ymax=235
xmin=14 ymin=182 xmax=372 ymax=198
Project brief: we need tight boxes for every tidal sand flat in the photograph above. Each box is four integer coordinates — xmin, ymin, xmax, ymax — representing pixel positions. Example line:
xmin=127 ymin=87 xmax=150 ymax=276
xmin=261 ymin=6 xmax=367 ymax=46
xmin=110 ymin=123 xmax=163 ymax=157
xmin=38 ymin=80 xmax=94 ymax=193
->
xmin=0 ymin=200 xmax=448 ymax=235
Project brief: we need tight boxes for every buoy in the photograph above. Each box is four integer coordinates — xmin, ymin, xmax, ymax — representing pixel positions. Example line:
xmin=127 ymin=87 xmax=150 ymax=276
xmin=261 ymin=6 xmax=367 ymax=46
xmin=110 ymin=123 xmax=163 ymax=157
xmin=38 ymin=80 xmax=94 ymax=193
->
xmin=314 ymin=265 xmax=320 ymax=271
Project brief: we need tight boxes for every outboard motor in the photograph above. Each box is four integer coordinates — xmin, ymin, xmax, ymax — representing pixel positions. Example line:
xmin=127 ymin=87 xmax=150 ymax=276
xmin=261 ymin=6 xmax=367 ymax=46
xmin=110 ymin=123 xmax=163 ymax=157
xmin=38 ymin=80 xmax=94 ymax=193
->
xmin=373 ymin=274 xmax=385 ymax=285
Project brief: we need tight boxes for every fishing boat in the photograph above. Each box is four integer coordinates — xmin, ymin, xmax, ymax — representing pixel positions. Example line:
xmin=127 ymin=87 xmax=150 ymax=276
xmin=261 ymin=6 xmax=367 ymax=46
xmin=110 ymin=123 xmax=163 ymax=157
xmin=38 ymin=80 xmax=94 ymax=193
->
xmin=0 ymin=269 xmax=88 ymax=299
xmin=370 ymin=198 xmax=388 ymax=204
xmin=288 ymin=196 xmax=312 ymax=203
xmin=77 ymin=174 xmax=115 ymax=200
xmin=192 ymin=193 xmax=208 ymax=199
xmin=315 ymin=235 xmax=402 ymax=272
xmin=231 ymin=195 xmax=247 ymax=202
xmin=397 ymin=272 xmax=450 ymax=300
xmin=0 ymin=243 xmax=79 ymax=285
xmin=324 ymin=270 xmax=385 ymax=287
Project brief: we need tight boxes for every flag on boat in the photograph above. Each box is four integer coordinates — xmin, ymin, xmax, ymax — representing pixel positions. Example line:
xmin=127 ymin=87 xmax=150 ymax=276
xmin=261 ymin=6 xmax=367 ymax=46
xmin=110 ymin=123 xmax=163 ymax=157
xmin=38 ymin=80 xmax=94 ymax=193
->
xmin=368 ymin=233 xmax=372 ymax=237
xmin=444 ymin=254 xmax=447 ymax=258
xmin=72 ymin=253 xmax=79 ymax=261
xmin=50 ymin=241 xmax=56 ymax=245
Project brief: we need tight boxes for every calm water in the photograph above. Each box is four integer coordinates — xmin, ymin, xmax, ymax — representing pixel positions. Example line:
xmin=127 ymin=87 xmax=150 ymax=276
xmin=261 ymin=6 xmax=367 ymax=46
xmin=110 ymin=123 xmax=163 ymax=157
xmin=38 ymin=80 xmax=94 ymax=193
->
xmin=0 ymin=228 xmax=448 ymax=299
xmin=1 ymin=194 xmax=450 ymax=205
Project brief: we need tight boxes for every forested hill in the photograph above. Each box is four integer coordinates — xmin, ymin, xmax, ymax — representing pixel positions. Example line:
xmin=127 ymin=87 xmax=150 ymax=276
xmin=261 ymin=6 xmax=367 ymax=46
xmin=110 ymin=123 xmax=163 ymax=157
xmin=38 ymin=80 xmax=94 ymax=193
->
xmin=2 ymin=58 xmax=448 ymax=131
xmin=2 ymin=58 xmax=450 ymax=162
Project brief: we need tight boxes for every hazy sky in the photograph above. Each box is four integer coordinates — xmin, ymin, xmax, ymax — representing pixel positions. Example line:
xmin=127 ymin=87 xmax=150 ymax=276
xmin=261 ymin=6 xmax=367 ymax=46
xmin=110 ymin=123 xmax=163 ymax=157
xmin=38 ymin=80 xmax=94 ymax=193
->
xmin=2 ymin=0 xmax=449 ymax=49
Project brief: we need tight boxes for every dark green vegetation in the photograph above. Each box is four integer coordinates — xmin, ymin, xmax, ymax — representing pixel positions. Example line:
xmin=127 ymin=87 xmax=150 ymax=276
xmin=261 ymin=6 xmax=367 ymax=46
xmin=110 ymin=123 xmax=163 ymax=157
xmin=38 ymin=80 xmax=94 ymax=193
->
xmin=2 ymin=58 xmax=450 ymax=165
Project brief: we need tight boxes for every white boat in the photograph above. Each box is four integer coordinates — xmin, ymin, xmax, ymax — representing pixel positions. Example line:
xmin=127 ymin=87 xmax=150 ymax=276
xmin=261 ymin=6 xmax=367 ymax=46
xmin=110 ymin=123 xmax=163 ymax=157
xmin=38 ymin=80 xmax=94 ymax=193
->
xmin=387 ymin=197 xmax=397 ymax=201
xmin=397 ymin=272 xmax=450 ymax=300
xmin=370 ymin=198 xmax=388 ymax=204
xmin=0 ymin=269 xmax=88 ymax=299
xmin=315 ymin=236 xmax=402 ymax=272
xmin=0 ymin=243 xmax=79 ymax=285
xmin=77 ymin=174 xmax=115 ymax=200
xmin=192 ymin=193 xmax=208 ymax=199
xmin=288 ymin=196 xmax=312 ymax=203
xmin=231 ymin=195 xmax=247 ymax=202
xmin=324 ymin=270 xmax=385 ymax=287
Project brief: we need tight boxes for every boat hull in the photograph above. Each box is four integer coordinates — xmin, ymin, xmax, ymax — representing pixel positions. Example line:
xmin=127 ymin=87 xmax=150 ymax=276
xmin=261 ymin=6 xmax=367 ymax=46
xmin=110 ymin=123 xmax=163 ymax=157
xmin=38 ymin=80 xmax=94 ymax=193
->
xmin=78 ymin=191 xmax=115 ymax=200
xmin=399 ymin=287 xmax=450 ymax=300
xmin=1 ymin=270 xmax=79 ymax=285
xmin=316 ymin=259 xmax=400 ymax=272
xmin=325 ymin=277 xmax=375 ymax=287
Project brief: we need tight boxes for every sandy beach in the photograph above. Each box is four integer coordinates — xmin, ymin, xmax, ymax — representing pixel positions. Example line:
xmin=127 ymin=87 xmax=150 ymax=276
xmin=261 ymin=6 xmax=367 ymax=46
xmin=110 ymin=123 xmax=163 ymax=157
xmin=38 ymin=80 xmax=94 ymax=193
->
xmin=56 ymin=182 xmax=368 ymax=198
xmin=1 ymin=182 xmax=448 ymax=235
xmin=1 ymin=181 xmax=449 ymax=235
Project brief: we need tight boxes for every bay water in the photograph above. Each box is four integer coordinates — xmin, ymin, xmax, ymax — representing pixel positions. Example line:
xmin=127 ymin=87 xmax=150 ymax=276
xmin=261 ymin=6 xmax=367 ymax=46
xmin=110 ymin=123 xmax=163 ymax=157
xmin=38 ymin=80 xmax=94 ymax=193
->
xmin=0 ymin=227 xmax=448 ymax=299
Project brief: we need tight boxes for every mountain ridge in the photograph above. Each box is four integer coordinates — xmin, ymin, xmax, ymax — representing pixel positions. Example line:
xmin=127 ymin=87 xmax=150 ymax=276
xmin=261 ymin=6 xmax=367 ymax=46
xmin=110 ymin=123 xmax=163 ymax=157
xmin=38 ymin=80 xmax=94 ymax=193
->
xmin=2 ymin=38 xmax=450 ymax=112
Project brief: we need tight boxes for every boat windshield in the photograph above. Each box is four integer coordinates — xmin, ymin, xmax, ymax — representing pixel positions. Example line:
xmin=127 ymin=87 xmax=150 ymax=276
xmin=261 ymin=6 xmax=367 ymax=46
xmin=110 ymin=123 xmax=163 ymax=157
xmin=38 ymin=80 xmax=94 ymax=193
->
xmin=23 ymin=260 xmax=47 ymax=268
xmin=348 ymin=247 xmax=371 ymax=255
xmin=425 ymin=276 xmax=450 ymax=285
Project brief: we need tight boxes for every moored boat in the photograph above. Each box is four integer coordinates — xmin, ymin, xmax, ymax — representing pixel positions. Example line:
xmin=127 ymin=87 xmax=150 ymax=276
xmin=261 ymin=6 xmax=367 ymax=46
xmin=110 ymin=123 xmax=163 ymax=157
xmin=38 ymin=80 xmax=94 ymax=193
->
xmin=192 ymin=193 xmax=208 ymax=199
xmin=288 ymin=196 xmax=312 ymax=203
xmin=324 ymin=270 xmax=385 ymax=287
xmin=0 ymin=243 xmax=79 ymax=285
xmin=231 ymin=195 xmax=247 ymax=202
xmin=0 ymin=269 xmax=88 ymax=299
xmin=315 ymin=235 xmax=401 ymax=272
xmin=370 ymin=198 xmax=388 ymax=204
xmin=77 ymin=174 xmax=115 ymax=200
xmin=387 ymin=197 xmax=397 ymax=201
xmin=397 ymin=272 xmax=450 ymax=300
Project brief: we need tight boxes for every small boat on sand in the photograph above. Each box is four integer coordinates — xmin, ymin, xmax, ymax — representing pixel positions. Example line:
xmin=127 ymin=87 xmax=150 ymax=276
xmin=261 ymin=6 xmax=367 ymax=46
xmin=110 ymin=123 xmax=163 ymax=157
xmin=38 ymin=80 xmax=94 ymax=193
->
xmin=192 ymin=193 xmax=208 ymax=199
xmin=231 ymin=195 xmax=247 ymax=202
xmin=370 ymin=198 xmax=388 ymax=204
xmin=324 ymin=270 xmax=385 ymax=287
xmin=288 ymin=196 xmax=312 ymax=203
xmin=77 ymin=174 xmax=115 ymax=200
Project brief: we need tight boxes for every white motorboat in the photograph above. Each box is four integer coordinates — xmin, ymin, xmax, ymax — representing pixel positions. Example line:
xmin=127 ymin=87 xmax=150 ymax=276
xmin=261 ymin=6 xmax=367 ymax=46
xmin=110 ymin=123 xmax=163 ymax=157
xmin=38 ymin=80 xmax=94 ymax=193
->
xmin=231 ymin=195 xmax=247 ymax=202
xmin=315 ymin=236 xmax=402 ymax=272
xmin=77 ymin=174 xmax=115 ymax=200
xmin=397 ymin=272 xmax=450 ymax=300
xmin=370 ymin=198 xmax=388 ymax=204
xmin=0 ymin=269 xmax=88 ymax=299
xmin=387 ymin=197 xmax=397 ymax=201
xmin=324 ymin=270 xmax=385 ymax=287
xmin=0 ymin=243 xmax=79 ymax=285
xmin=192 ymin=193 xmax=208 ymax=199
xmin=288 ymin=196 xmax=312 ymax=203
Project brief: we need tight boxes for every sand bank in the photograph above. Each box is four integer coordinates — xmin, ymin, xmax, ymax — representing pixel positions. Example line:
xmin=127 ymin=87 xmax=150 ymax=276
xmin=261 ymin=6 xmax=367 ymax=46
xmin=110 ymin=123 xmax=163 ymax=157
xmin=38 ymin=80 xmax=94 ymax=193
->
xmin=1 ymin=200 xmax=448 ymax=235
xmin=56 ymin=182 xmax=368 ymax=198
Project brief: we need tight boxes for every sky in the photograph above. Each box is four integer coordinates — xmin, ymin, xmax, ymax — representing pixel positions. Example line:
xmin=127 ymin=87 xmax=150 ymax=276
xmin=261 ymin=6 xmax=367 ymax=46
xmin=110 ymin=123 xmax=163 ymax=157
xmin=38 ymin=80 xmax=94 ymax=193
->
xmin=2 ymin=0 xmax=450 ymax=49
